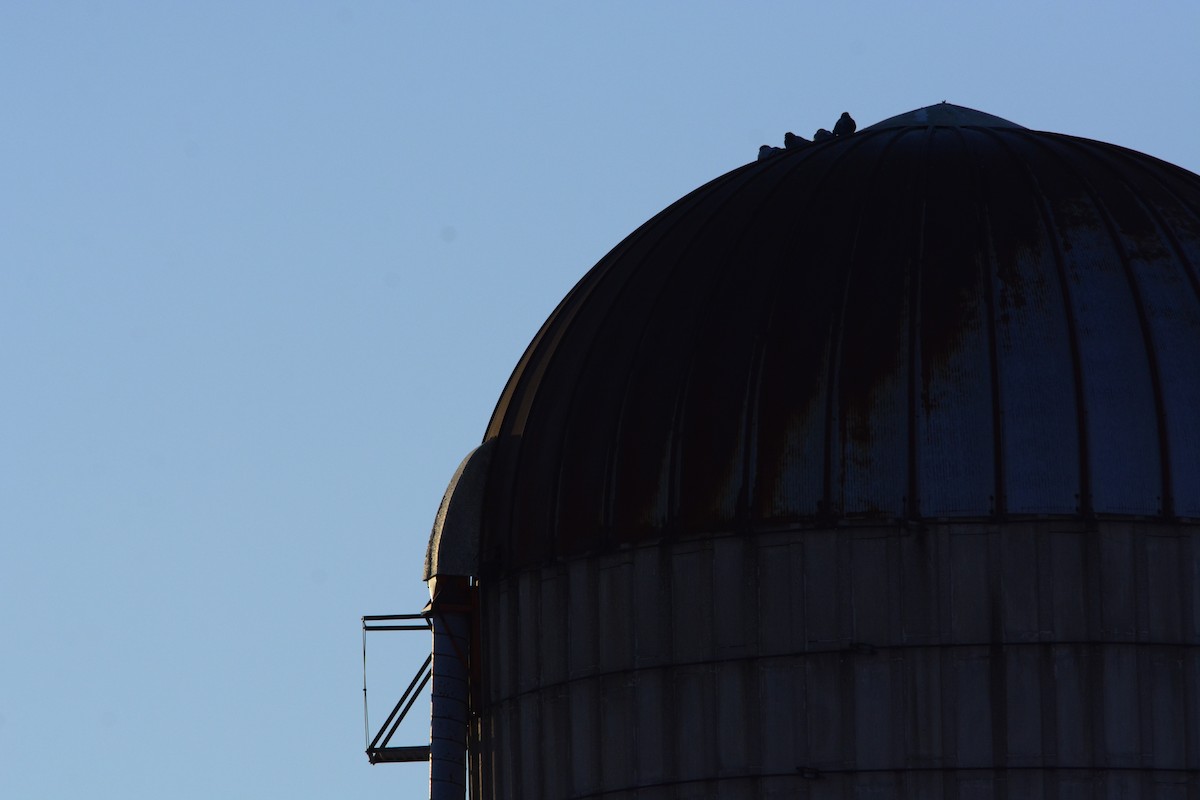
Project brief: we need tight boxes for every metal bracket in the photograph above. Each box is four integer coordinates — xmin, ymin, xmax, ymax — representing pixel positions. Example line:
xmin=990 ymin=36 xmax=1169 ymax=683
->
xmin=362 ymin=613 xmax=432 ymax=764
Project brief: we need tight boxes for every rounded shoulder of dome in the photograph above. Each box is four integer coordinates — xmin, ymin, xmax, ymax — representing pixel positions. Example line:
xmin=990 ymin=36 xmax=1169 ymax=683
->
xmin=471 ymin=108 xmax=1200 ymax=573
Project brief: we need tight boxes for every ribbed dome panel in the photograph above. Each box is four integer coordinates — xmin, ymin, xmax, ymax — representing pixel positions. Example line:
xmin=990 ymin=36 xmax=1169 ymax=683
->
xmin=478 ymin=118 xmax=1200 ymax=572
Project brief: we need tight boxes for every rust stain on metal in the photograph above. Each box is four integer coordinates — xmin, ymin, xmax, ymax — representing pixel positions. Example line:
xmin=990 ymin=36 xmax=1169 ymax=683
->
xmin=477 ymin=111 xmax=1200 ymax=572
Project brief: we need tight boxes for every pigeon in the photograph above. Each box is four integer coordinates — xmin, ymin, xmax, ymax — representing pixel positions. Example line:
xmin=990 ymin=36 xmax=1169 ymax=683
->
xmin=784 ymin=132 xmax=810 ymax=149
xmin=834 ymin=112 xmax=856 ymax=136
xmin=758 ymin=145 xmax=783 ymax=160
xmin=813 ymin=128 xmax=833 ymax=142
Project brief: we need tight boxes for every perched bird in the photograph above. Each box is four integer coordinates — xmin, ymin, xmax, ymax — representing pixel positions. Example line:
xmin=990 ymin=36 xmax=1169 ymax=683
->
xmin=784 ymin=131 xmax=810 ymax=149
xmin=834 ymin=112 xmax=856 ymax=136
xmin=758 ymin=145 xmax=783 ymax=160
xmin=813 ymin=128 xmax=833 ymax=142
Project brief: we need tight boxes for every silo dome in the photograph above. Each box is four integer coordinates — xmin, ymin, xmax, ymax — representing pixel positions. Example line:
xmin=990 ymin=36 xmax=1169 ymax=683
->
xmin=425 ymin=103 xmax=1200 ymax=799
xmin=478 ymin=102 xmax=1200 ymax=571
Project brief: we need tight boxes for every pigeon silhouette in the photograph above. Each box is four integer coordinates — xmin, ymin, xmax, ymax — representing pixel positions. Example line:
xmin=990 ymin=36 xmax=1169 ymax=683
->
xmin=834 ymin=112 xmax=856 ymax=136
xmin=758 ymin=145 xmax=783 ymax=160
xmin=813 ymin=128 xmax=833 ymax=142
xmin=784 ymin=132 xmax=809 ymax=149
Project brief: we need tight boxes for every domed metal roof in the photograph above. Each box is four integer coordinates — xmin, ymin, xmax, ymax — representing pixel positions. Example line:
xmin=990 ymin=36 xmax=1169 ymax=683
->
xmin=863 ymin=102 xmax=1026 ymax=131
xmin=474 ymin=104 xmax=1200 ymax=573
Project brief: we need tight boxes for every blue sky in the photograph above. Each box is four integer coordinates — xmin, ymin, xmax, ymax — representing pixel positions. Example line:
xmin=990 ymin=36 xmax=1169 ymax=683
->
xmin=2 ymin=3 xmax=1198 ymax=798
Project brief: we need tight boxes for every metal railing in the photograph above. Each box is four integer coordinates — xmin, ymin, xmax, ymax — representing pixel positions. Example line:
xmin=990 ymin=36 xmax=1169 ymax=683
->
xmin=362 ymin=613 xmax=432 ymax=764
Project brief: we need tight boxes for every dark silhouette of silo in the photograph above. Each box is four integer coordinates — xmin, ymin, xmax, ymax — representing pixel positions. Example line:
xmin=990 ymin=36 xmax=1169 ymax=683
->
xmin=423 ymin=103 xmax=1200 ymax=799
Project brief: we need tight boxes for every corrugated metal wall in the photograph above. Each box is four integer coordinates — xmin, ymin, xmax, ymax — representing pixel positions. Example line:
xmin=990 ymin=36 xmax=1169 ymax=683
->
xmin=472 ymin=521 xmax=1200 ymax=799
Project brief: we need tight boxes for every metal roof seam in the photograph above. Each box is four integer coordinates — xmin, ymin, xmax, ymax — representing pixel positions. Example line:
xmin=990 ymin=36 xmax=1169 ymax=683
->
xmin=981 ymin=128 xmax=1094 ymax=518
xmin=666 ymin=135 xmax=885 ymax=534
xmin=1076 ymin=142 xmax=1200 ymax=518
xmin=905 ymin=126 xmax=938 ymax=522
xmin=504 ymin=165 xmax=763 ymax=562
xmin=951 ymin=125 xmax=1007 ymax=519
xmin=736 ymin=146 xmax=856 ymax=527
xmin=749 ymin=130 xmax=892 ymax=521
xmin=820 ymin=130 xmax=914 ymax=521
xmin=575 ymin=160 xmax=794 ymax=544
xmin=1051 ymin=140 xmax=1176 ymax=519
xmin=1092 ymin=142 xmax=1200 ymax=318
xmin=487 ymin=161 xmax=762 ymax=441
xmin=603 ymin=146 xmax=829 ymax=539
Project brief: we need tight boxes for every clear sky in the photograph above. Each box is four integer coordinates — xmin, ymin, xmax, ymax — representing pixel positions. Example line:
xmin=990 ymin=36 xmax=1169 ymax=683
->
xmin=2 ymin=3 xmax=1197 ymax=798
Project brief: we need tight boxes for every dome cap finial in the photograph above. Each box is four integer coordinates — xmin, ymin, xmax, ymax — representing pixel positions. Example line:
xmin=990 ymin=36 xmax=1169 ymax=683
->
xmin=863 ymin=102 xmax=1025 ymax=131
